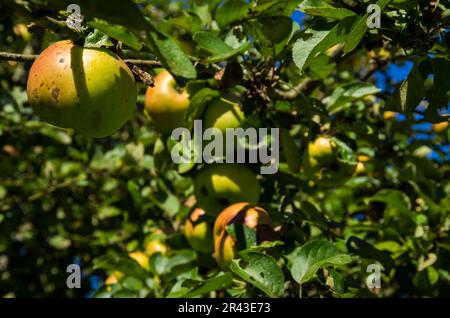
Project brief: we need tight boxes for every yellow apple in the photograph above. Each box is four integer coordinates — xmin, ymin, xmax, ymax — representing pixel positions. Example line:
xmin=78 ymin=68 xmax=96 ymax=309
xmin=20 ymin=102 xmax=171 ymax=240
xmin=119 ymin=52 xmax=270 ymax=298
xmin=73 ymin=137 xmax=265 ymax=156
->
xmin=27 ymin=40 xmax=136 ymax=138
xmin=144 ymin=70 xmax=190 ymax=132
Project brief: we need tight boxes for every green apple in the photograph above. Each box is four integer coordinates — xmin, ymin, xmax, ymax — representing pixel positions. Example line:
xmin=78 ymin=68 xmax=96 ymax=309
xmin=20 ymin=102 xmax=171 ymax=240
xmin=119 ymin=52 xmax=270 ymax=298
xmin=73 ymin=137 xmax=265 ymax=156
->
xmin=203 ymin=97 xmax=245 ymax=132
xmin=27 ymin=40 xmax=136 ymax=138
xmin=184 ymin=208 xmax=214 ymax=253
xmin=303 ymin=136 xmax=356 ymax=187
xmin=194 ymin=164 xmax=260 ymax=216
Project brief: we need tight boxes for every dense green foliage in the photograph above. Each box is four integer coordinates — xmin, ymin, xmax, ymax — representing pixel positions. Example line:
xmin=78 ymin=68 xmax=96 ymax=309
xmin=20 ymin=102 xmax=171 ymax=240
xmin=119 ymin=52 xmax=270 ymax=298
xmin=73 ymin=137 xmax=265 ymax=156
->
xmin=1 ymin=0 xmax=450 ymax=298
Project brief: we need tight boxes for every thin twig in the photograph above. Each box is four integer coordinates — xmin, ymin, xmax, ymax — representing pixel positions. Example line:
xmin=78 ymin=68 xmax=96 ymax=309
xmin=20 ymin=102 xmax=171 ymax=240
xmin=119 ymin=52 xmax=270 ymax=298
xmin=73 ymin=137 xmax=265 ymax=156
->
xmin=0 ymin=51 xmax=162 ymax=68
xmin=0 ymin=52 xmax=37 ymax=62
xmin=273 ymin=78 xmax=321 ymax=101
xmin=124 ymin=59 xmax=162 ymax=67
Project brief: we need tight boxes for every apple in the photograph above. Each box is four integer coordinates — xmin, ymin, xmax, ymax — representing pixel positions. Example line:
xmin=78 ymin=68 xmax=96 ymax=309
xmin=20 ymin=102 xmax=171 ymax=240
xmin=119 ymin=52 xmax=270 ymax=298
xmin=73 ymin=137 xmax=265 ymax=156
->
xmin=303 ymin=136 xmax=356 ymax=187
xmin=144 ymin=70 xmax=190 ymax=132
xmin=27 ymin=40 xmax=136 ymax=138
xmin=213 ymin=202 xmax=274 ymax=270
xmin=202 ymin=97 xmax=246 ymax=156
xmin=194 ymin=164 xmax=260 ymax=216
xmin=307 ymin=136 xmax=337 ymax=166
xmin=184 ymin=208 xmax=214 ymax=253
xmin=203 ymin=97 xmax=245 ymax=132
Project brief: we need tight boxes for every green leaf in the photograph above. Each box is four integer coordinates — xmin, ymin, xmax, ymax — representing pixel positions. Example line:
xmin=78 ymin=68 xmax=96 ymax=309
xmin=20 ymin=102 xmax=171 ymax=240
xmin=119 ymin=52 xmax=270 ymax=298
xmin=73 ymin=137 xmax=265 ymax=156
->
xmin=257 ymin=16 xmax=293 ymax=43
xmin=84 ymin=29 xmax=114 ymax=48
xmin=346 ymin=236 xmax=395 ymax=269
xmin=193 ymin=31 xmax=250 ymax=63
xmin=286 ymin=240 xmax=352 ymax=284
xmin=87 ymin=19 xmax=142 ymax=51
xmin=215 ymin=0 xmax=250 ymax=28
xmin=225 ymin=223 xmax=257 ymax=251
xmin=230 ymin=252 xmax=285 ymax=297
xmin=389 ymin=63 xmax=425 ymax=114
xmin=184 ymin=88 xmax=221 ymax=129
xmin=93 ymin=255 xmax=148 ymax=280
xmin=145 ymin=30 xmax=197 ymax=79
xmin=247 ymin=0 xmax=300 ymax=17
xmin=150 ymin=250 xmax=196 ymax=276
xmin=327 ymin=82 xmax=381 ymax=114
xmin=298 ymin=0 xmax=356 ymax=20
xmin=193 ymin=31 xmax=235 ymax=55
xmin=39 ymin=126 xmax=72 ymax=145
xmin=292 ymin=17 xmax=356 ymax=72
xmin=121 ymin=276 xmax=144 ymax=291
xmin=184 ymin=273 xmax=233 ymax=298
xmin=368 ymin=189 xmax=412 ymax=212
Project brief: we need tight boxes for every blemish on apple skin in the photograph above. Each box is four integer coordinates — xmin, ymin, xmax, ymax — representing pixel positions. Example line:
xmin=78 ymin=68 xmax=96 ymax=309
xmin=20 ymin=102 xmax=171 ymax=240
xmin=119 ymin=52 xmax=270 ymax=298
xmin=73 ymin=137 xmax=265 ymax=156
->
xmin=51 ymin=87 xmax=60 ymax=102
xmin=32 ymin=89 xmax=38 ymax=98
xmin=59 ymin=58 xmax=64 ymax=64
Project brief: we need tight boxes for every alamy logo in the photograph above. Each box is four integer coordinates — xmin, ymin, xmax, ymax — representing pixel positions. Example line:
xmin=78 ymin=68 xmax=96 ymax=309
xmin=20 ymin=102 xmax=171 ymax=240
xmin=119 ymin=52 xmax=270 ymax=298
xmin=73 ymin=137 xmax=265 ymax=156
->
xmin=367 ymin=4 xmax=381 ymax=29
xmin=170 ymin=120 xmax=280 ymax=174
xmin=366 ymin=263 xmax=382 ymax=289
xmin=66 ymin=264 xmax=81 ymax=289
xmin=66 ymin=4 xmax=83 ymax=29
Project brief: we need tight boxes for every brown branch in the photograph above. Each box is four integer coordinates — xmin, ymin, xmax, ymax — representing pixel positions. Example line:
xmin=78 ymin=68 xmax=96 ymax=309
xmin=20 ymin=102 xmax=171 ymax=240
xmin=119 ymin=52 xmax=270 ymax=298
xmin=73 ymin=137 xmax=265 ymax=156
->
xmin=0 ymin=52 xmax=37 ymax=62
xmin=0 ymin=51 xmax=161 ymax=68
xmin=272 ymin=44 xmax=345 ymax=101
xmin=273 ymin=78 xmax=321 ymax=101
xmin=124 ymin=59 xmax=162 ymax=68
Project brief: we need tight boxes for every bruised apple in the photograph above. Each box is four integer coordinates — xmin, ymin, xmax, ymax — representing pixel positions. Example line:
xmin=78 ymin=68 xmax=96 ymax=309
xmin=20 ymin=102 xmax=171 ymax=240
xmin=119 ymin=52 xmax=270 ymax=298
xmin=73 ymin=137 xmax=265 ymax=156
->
xmin=213 ymin=202 xmax=275 ymax=270
xmin=144 ymin=70 xmax=190 ymax=132
xmin=194 ymin=164 xmax=260 ymax=216
xmin=27 ymin=40 xmax=136 ymax=138
xmin=184 ymin=208 xmax=214 ymax=253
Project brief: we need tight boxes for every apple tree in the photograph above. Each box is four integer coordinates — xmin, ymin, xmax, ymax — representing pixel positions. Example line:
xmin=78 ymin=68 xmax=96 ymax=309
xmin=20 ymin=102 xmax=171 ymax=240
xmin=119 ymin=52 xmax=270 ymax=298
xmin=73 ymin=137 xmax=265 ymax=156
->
xmin=0 ymin=0 xmax=449 ymax=298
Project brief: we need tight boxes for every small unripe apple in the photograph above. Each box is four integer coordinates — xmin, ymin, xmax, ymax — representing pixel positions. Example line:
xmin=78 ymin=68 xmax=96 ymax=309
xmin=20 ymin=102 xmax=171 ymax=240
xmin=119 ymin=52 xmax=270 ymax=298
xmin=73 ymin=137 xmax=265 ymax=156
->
xmin=27 ymin=40 xmax=136 ymax=138
xmin=194 ymin=164 xmax=260 ymax=216
xmin=303 ymin=136 xmax=355 ymax=187
xmin=144 ymin=70 xmax=190 ymax=132
xmin=308 ymin=136 xmax=337 ymax=165
xmin=184 ymin=208 xmax=214 ymax=253
xmin=213 ymin=202 xmax=274 ymax=270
